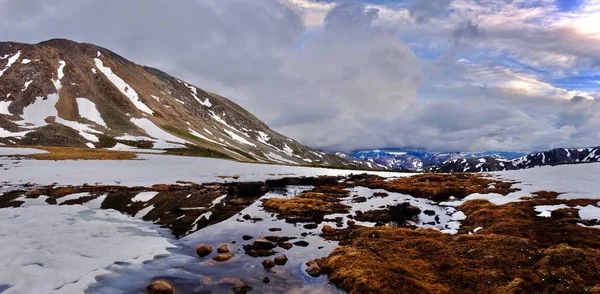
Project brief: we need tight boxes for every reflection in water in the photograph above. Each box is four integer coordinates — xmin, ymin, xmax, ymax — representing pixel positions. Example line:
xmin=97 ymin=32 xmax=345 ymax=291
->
xmin=87 ymin=186 xmax=343 ymax=293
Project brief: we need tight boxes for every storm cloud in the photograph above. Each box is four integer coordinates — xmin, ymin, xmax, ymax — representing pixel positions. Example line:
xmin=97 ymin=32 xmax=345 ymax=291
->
xmin=0 ymin=0 xmax=598 ymax=152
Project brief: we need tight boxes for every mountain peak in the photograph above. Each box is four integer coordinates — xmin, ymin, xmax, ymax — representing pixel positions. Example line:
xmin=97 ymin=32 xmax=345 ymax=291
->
xmin=0 ymin=39 xmax=366 ymax=168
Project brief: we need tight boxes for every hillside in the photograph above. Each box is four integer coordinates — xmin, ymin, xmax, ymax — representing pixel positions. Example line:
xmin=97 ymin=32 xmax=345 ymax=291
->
xmin=0 ymin=39 xmax=364 ymax=167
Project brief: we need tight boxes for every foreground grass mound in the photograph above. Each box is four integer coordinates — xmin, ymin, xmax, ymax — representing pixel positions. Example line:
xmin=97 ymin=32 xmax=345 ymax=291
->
xmin=315 ymin=193 xmax=600 ymax=294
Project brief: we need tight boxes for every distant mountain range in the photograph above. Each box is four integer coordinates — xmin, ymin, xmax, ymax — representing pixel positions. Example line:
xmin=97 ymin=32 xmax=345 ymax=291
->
xmin=343 ymin=147 xmax=600 ymax=172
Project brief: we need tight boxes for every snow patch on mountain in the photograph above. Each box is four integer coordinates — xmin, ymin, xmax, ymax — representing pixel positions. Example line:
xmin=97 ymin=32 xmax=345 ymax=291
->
xmin=0 ymin=51 xmax=21 ymax=78
xmin=94 ymin=58 xmax=153 ymax=115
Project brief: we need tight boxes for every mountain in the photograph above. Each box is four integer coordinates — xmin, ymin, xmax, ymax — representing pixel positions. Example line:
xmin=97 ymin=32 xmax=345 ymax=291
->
xmin=435 ymin=147 xmax=600 ymax=172
xmin=0 ymin=39 xmax=365 ymax=168
xmin=349 ymin=149 xmax=527 ymax=171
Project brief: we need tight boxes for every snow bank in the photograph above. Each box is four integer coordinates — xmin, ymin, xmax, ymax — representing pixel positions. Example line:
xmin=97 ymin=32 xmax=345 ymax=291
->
xmin=0 ymin=205 xmax=175 ymax=294
xmin=130 ymin=118 xmax=187 ymax=148
xmin=0 ymin=153 xmax=412 ymax=189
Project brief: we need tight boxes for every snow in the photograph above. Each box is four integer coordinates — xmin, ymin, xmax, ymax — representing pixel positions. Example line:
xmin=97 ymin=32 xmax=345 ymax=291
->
xmin=0 ymin=153 xmax=412 ymax=189
xmin=21 ymin=80 xmax=33 ymax=92
xmin=54 ymin=117 xmax=100 ymax=142
xmin=0 ymin=51 xmax=21 ymax=78
xmin=0 ymin=127 xmax=31 ymax=138
xmin=223 ymin=129 xmax=256 ymax=146
xmin=0 ymin=205 xmax=175 ymax=294
xmin=106 ymin=143 xmax=166 ymax=153
xmin=56 ymin=192 xmax=90 ymax=205
xmin=534 ymin=204 xmax=570 ymax=217
xmin=52 ymin=60 xmax=66 ymax=91
xmin=210 ymin=195 xmax=227 ymax=207
xmin=131 ymin=191 xmax=159 ymax=202
xmin=76 ymin=98 xmax=107 ymax=127
xmin=257 ymin=131 xmax=270 ymax=144
xmin=94 ymin=58 xmax=153 ymax=115
xmin=91 ymin=68 xmax=96 ymax=74
xmin=86 ymin=143 xmax=95 ymax=148
xmin=0 ymin=147 xmax=46 ymax=155
xmin=183 ymin=82 xmax=211 ymax=107
xmin=493 ymin=163 xmax=600 ymax=200
xmin=265 ymin=151 xmax=297 ymax=164
xmin=578 ymin=205 xmax=600 ymax=221
xmin=0 ymin=101 xmax=11 ymax=115
xmin=188 ymin=128 xmax=224 ymax=146
xmin=21 ymin=59 xmax=31 ymax=64
xmin=134 ymin=204 xmax=155 ymax=218
xmin=130 ymin=118 xmax=188 ymax=148
xmin=19 ymin=94 xmax=59 ymax=127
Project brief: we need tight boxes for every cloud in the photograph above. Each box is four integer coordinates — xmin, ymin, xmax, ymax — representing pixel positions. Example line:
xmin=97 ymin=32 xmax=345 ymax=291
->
xmin=0 ymin=0 xmax=598 ymax=153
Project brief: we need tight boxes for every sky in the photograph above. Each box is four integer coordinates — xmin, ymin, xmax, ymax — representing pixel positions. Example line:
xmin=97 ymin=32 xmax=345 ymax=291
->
xmin=0 ymin=0 xmax=599 ymax=152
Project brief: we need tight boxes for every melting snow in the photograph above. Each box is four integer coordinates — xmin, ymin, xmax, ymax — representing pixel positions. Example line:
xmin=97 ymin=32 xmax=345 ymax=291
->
xmin=0 ymin=101 xmax=12 ymax=115
xmin=131 ymin=191 xmax=159 ymax=202
xmin=188 ymin=128 xmax=224 ymax=146
xmin=183 ymin=82 xmax=211 ymax=107
xmin=21 ymin=59 xmax=31 ymax=64
xmin=94 ymin=58 xmax=153 ymax=114
xmin=0 ymin=205 xmax=174 ymax=294
xmin=130 ymin=118 xmax=188 ymax=148
xmin=52 ymin=60 xmax=66 ymax=90
xmin=21 ymin=80 xmax=33 ymax=92
xmin=223 ymin=129 xmax=255 ymax=146
xmin=0 ymin=51 xmax=21 ymax=78
xmin=134 ymin=204 xmax=155 ymax=218
xmin=265 ymin=151 xmax=297 ymax=164
xmin=76 ymin=98 xmax=107 ymax=127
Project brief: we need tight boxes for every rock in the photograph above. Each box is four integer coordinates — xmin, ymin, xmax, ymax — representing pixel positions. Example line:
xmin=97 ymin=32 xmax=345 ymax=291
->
xmin=268 ymin=227 xmax=282 ymax=232
xmin=423 ymin=209 xmax=436 ymax=216
xmin=242 ymin=214 xmax=252 ymax=220
xmin=26 ymin=189 xmax=42 ymax=197
xmin=306 ymin=264 xmax=321 ymax=277
xmin=231 ymin=281 xmax=252 ymax=294
xmin=219 ymin=277 xmax=242 ymax=284
xmin=196 ymin=244 xmax=213 ymax=257
xmin=262 ymin=259 xmax=276 ymax=269
xmin=293 ymin=240 xmax=309 ymax=247
xmin=352 ymin=196 xmax=367 ymax=203
xmin=303 ymin=223 xmax=318 ymax=230
xmin=264 ymin=235 xmax=295 ymax=243
xmin=279 ymin=242 xmax=293 ymax=250
xmin=253 ymin=238 xmax=277 ymax=250
xmin=274 ymin=254 xmax=288 ymax=265
xmin=347 ymin=220 xmax=356 ymax=226
xmin=146 ymin=279 xmax=175 ymax=294
xmin=373 ymin=192 xmax=389 ymax=197
xmin=213 ymin=253 xmax=234 ymax=262
xmin=217 ymin=244 xmax=230 ymax=253
xmin=242 ymin=235 xmax=253 ymax=241
xmin=263 ymin=277 xmax=270 ymax=283
xmin=336 ymin=222 xmax=343 ymax=228
xmin=322 ymin=224 xmax=335 ymax=234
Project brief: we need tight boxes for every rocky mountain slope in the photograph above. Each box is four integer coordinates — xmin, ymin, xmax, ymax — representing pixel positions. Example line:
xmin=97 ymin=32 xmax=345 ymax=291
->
xmin=0 ymin=39 xmax=364 ymax=167
xmin=435 ymin=147 xmax=600 ymax=172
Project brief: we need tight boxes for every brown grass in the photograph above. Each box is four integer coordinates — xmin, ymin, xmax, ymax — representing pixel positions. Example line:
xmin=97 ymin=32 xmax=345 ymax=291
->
xmin=18 ymin=146 xmax=137 ymax=160
xmin=316 ymin=194 xmax=600 ymax=294
xmin=350 ymin=173 xmax=518 ymax=201
xmin=262 ymin=191 xmax=350 ymax=222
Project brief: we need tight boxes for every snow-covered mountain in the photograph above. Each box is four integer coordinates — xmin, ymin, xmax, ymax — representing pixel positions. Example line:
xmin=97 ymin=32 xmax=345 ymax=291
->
xmin=435 ymin=147 xmax=600 ymax=172
xmin=349 ymin=149 xmax=527 ymax=171
xmin=0 ymin=39 xmax=366 ymax=168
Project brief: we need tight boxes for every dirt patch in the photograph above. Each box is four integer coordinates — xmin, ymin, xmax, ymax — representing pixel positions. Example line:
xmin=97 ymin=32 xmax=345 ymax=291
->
xmin=315 ymin=193 xmax=600 ymax=294
xmin=354 ymin=203 xmax=421 ymax=226
xmin=349 ymin=173 xmax=518 ymax=201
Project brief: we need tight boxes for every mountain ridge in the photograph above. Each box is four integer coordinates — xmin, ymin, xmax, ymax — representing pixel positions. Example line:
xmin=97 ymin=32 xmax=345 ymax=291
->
xmin=0 ymin=38 xmax=367 ymax=168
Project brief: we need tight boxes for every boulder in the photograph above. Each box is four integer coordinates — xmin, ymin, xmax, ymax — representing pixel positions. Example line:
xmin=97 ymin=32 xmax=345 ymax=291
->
xmin=262 ymin=259 xmax=276 ymax=269
xmin=322 ymin=225 xmax=335 ymax=234
xmin=274 ymin=254 xmax=288 ymax=266
xmin=217 ymin=244 xmax=230 ymax=254
xmin=196 ymin=244 xmax=213 ymax=257
xmin=213 ymin=253 xmax=234 ymax=262
xmin=146 ymin=279 xmax=175 ymax=294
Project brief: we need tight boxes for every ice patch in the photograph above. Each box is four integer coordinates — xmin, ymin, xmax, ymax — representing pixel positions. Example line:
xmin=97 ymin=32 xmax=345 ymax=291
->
xmin=94 ymin=58 xmax=153 ymax=114
xmin=0 ymin=205 xmax=174 ymax=294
